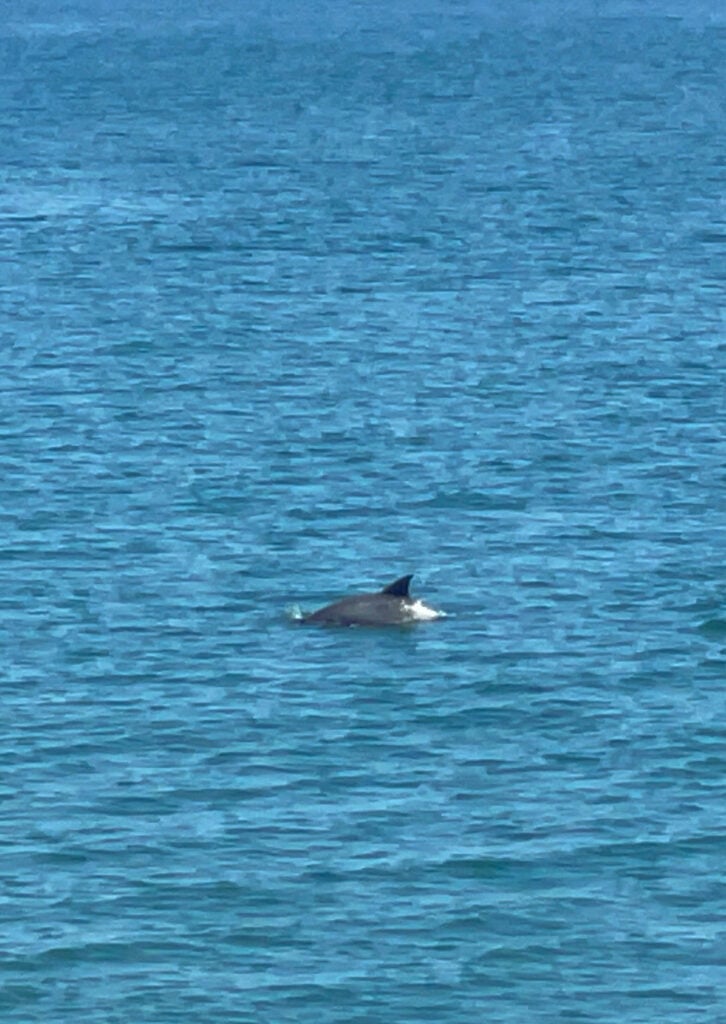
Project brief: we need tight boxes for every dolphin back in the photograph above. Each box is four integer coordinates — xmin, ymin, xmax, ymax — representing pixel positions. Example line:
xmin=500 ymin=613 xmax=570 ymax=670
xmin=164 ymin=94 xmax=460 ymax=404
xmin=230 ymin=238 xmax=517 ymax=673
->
xmin=301 ymin=573 xmax=439 ymax=627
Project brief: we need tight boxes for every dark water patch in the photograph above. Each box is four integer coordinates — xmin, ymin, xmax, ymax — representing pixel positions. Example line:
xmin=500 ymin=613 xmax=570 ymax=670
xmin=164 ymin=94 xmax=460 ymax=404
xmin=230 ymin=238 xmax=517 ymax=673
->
xmin=697 ymin=617 xmax=726 ymax=637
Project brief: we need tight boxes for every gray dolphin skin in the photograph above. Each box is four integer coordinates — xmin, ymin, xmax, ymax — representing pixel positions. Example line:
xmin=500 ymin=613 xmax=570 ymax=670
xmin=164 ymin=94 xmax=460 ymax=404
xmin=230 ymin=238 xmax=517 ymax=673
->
xmin=302 ymin=574 xmax=441 ymax=627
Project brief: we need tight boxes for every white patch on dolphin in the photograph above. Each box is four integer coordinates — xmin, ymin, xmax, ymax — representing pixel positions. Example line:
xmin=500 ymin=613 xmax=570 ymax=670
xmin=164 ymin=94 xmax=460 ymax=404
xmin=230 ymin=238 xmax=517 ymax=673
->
xmin=405 ymin=598 xmax=444 ymax=621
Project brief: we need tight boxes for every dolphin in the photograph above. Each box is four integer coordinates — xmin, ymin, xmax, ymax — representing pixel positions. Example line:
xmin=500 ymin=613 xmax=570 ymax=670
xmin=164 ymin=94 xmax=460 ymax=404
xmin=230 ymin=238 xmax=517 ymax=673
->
xmin=302 ymin=574 xmax=443 ymax=627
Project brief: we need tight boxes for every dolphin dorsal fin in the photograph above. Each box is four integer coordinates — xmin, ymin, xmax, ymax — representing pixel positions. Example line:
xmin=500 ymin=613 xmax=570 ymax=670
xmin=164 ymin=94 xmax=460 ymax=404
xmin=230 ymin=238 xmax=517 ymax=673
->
xmin=381 ymin=574 xmax=413 ymax=597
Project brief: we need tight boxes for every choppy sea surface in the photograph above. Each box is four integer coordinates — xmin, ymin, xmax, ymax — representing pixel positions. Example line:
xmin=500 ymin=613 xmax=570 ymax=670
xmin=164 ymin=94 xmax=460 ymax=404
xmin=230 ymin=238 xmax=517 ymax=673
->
xmin=2 ymin=2 xmax=725 ymax=1021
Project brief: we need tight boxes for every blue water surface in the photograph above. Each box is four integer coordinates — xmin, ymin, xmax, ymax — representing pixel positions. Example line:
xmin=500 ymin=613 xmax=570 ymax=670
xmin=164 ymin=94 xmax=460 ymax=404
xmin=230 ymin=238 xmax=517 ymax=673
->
xmin=2 ymin=1 xmax=725 ymax=1021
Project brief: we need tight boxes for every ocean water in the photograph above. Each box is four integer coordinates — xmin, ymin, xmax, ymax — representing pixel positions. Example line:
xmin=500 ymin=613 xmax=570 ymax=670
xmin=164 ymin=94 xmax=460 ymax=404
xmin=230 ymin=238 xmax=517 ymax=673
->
xmin=2 ymin=1 xmax=725 ymax=1021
